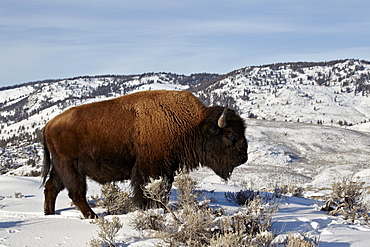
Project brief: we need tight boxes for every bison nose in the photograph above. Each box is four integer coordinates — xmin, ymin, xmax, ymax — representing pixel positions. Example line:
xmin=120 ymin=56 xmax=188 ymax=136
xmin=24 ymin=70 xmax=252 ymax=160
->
xmin=237 ymin=139 xmax=248 ymax=163
xmin=241 ymin=153 xmax=248 ymax=164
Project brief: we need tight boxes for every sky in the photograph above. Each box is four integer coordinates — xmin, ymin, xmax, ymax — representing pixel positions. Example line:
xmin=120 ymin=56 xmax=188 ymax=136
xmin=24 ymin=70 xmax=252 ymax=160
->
xmin=1 ymin=0 xmax=370 ymax=87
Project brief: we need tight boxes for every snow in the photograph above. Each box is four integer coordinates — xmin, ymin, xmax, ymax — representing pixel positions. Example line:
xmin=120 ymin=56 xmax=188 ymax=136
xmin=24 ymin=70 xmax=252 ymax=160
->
xmin=1 ymin=173 xmax=370 ymax=246
xmin=2 ymin=110 xmax=370 ymax=246
xmin=1 ymin=60 xmax=370 ymax=246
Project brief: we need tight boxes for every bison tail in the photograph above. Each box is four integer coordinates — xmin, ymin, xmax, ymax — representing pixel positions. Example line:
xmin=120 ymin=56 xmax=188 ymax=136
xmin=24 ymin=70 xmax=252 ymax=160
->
xmin=41 ymin=136 xmax=51 ymax=186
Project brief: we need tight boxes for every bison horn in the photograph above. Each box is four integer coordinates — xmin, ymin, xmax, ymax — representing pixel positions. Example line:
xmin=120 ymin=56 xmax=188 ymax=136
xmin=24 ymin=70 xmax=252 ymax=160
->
xmin=217 ymin=107 xmax=228 ymax=128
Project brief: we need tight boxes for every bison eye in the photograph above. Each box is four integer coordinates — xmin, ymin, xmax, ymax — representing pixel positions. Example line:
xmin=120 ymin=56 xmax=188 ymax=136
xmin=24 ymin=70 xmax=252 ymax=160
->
xmin=227 ymin=132 xmax=237 ymax=141
xmin=223 ymin=131 xmax=238 ymax=146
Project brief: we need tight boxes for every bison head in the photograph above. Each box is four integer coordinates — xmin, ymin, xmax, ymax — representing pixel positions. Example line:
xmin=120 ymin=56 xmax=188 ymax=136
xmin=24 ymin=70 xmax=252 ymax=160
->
xmin=200 ymin=106 xmax=248 ymax=180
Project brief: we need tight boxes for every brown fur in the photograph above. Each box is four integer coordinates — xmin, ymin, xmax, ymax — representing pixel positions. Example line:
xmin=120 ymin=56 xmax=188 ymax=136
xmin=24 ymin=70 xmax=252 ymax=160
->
xmin=42 ymin=90 xmax=248 ymax=218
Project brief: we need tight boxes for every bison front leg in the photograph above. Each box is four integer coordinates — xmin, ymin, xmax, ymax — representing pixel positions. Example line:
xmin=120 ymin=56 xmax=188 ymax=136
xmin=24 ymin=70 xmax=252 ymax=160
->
xmin=69 ymin=192 xmax=97 ymax=219
xmin=130 ymin=166 xmax=151 ymax=209
xmin=66 ymin=176 xmax=97 ymax=219
xmin=130 ymin=162 xmax=173 ymax=209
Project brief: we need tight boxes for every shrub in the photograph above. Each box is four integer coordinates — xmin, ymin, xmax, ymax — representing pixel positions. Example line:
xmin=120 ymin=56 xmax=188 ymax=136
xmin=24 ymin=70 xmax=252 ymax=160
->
xmin=210 ymin=230 xmax=275 ymax=247
xmin=225 ymin=189 xmax=259 ymax=205
xmin=230 ymin=197 xmax=278 ymax=236
xmin=285 ymin=233 xmax=318 ymax=247
xmin=274 ymin=184 xmax=304 ymax=198
xmin=14 ymin=192 xmax=24 ymax=198
xmin=133 ymin=170 xmax=280 ymax=247
xmin=91 ymin=182 xmax=133 ymax=215
xmin=138 ymin=172 xmax=217 ymax=245
xmin=131 ymin=208 xmax=166 ymax=232
xmin=321 ymin=174 xmax=369 ymax=224
xmin=173 ymin=169 xmax=198 ymax=206
xmin=89 ymin=216 xmax=123 ymax=247
xmin=142 ymin=176 xmax=171 ymax=206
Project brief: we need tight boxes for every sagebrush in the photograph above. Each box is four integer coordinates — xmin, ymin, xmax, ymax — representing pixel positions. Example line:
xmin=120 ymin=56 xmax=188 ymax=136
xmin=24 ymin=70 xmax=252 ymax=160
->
xmin=89 ymin=170 xmax=318 ymax=246
xmin=132 ymin=170 xmax=281 ymax=246
xmin=89 ymin=216 xmax=123 ymax=247
xmin=225 ymin=189 xmax=259 ymax=206
xmin=91 ymin=182 xmax=133 ymax=215
xmin=321 ymin=174 xmax=369 ymax=224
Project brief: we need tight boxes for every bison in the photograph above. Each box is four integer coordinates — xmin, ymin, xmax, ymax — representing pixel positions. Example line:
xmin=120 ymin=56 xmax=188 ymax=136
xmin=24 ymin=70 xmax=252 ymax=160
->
xmin=42 ymin=90 xmax=248 ymax=218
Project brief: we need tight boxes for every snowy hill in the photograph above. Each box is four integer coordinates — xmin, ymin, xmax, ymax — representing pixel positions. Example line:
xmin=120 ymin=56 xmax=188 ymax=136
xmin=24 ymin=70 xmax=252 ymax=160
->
xmin=2 ymin=59 xmax=370 ymax=143
xmin=195 ymin=59 xmax=370 ymax=129
xmin=1 ymin=59 xmax=370 ymax=177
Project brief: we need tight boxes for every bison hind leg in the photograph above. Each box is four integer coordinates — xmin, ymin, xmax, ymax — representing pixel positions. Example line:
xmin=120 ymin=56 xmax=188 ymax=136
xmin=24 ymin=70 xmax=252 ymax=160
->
xmin=44 ymin=168 xmax=65 ymax=215
xmin=44 ymin=165 xmax=96 ymax=219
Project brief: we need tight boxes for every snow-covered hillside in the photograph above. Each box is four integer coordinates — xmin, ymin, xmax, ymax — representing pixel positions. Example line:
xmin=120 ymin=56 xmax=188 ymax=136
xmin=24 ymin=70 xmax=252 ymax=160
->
xmin=2 ymin=59 xmax=370 ymax=144
xmin=236 ymin=119 xmax=370 ymax=191
xmin=1 ymin=59 xmax=370 ymax=177
xmin=195 ymin=59 xmax=370 ymax=129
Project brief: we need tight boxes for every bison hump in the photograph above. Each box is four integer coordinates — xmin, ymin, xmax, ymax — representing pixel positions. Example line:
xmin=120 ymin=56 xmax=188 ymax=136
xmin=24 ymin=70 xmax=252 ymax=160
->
xmin=131 ymin=90 xmax=205 ymax=158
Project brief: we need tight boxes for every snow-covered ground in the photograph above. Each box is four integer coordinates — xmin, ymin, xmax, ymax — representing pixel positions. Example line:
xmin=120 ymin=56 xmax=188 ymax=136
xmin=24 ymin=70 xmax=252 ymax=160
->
xmin=2 ymin=117 xmax=370 ymax=246
xmin=1 ymin=173 xmax=370 ymax=247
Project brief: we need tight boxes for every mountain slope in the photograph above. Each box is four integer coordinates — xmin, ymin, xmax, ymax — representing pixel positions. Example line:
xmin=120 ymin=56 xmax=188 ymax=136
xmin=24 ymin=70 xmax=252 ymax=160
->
xmin=1 ymin=59 xmax=370 ymax=181
xmin=194 ymin=59 xmax=370 ymax=128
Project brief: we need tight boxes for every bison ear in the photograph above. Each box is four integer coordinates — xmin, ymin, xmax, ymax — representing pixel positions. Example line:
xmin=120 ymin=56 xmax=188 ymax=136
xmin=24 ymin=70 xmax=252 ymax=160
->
xmin=203 ymin=123 xmax=221 ymax=136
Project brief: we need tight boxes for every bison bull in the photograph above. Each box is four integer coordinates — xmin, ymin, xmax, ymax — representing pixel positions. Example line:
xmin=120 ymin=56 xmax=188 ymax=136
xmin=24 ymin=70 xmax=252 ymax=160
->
xmin=42 ymin=90 xmax=248 ymax=218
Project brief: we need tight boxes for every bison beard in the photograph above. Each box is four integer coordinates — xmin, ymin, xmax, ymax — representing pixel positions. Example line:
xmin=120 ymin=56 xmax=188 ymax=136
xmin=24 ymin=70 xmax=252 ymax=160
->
xmin=42 ymin=90 xmax=248 ymax=218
